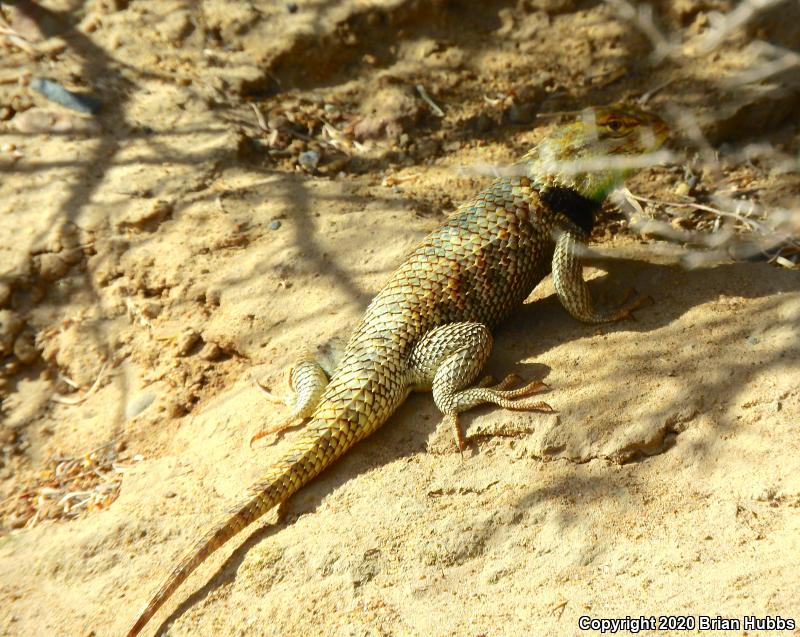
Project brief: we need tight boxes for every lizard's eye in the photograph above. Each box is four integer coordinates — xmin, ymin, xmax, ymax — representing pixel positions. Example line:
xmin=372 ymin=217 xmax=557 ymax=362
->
xmin=607 ymin=119 xmax=623 ymax=133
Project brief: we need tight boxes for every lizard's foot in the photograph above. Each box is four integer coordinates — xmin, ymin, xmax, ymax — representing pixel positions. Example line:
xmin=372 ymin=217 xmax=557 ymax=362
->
xmin=482 ymin=373 xmax=519 ymax=392
xmin=484 ymin=375 xmax=549 ymax=399
xmin=251 ymin=355 xmax=331 ymax=449
xmin=409 ymin=322 xmax=555 ymax=452
xmin=609 ymin=291 xmax=654 ymax=322
xmin=442 ymin=379 xmax=553 ymax=452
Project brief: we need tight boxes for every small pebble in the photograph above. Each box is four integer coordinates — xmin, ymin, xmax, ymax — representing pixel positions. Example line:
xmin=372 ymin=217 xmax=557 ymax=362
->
xmin=30 ymin=77 xmax=102 ymax=114
xmin=200 ymin=341 xmax=223 ymax=361
xmin=176 ymin=329 xmax=201 ymax=355
xmin=126 ymin=392 xmax=156 ymax=419
xmin=13 ymin=108 xmax=101 ymax=135
xmin=13 ymin=331 xmax=38 ymax=364
xmin=298 ymin=150 xmax=320 ymax=171
xmin=141 ymin=300 xmax=162 ymax=319
xmin=166 ymin=401 xmax=188 ymax=418
xmin=36 ymin=252 xmax=69 ymax=281
xmin=268 ymin=219 xmax=282 ymax=230
xmin=287 ymin=2 xmax=298 ymax=12
xmin=0 ymin=310 xmax=24 ymax=355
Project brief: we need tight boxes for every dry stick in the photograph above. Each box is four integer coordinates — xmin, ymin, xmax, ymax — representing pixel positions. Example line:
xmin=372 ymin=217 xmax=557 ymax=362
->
xmin=416 ymin=84 xmax=445 ymax=117
xmin=692 ymin=0 xmax=789 ymax=55
xmin=250 ymin=103 xmax=268 ymax=131
xmin=625 ymin=191 xmax=764 ymax=231
xmin=726 ymin=43 xmax=800 ymax=86
xmin=604 ymin=0 xmax=678 ymax=62
xmin=664 ymin=105 xmax=720 ymax=172
xmin=617 ymin=188 xmax=800 ymax=268
xmin=51 ymin=363 xmax=108 ymax=405
xmin=638 ymin=78 xmax=677 ymax=106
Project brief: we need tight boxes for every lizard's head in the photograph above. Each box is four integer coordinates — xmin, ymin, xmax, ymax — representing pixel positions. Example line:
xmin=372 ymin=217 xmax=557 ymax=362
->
xmin=525 ymin=104 xmax=669 ymax=202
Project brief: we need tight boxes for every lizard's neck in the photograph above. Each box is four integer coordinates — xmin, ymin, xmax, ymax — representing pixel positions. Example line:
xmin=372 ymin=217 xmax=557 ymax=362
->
xmin=538 ymin=185 xmax=600 ymax=236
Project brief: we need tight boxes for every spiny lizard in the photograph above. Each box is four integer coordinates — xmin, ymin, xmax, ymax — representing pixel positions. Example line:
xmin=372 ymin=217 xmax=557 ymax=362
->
xmin=127 ymin=104 xmax=668 ymax=636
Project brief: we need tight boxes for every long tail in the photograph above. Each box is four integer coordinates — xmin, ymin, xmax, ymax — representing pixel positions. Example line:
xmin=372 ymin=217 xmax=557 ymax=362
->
xmin=126 ymin=369 xmax=405 ymax=636
xmin=126 ymin=487 xmax=276 ymax=637
xmin=126 ymin=416 xmax=363 ymax=636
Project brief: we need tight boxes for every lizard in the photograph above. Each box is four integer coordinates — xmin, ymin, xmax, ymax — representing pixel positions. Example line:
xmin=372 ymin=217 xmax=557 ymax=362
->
xmin=126 ymin=104 xmax=668 ymax=636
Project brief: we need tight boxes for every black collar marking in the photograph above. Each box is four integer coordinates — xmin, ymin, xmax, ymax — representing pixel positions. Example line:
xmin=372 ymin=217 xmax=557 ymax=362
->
xmin=539 ymin=186 xmax=599 ymax=236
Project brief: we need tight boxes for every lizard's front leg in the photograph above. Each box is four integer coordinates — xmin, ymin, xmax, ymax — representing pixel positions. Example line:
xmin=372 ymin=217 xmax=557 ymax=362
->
xmin=409 ymin=322 xmax=552 ymax=451
xmin=553 ymin=227 xmax=652 ymax=324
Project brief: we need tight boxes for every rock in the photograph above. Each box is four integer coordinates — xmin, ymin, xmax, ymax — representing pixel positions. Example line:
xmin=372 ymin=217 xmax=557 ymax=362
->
xmin=13 ymin=108 xmax=101 ymax=135
xmin=35 ymin=252 xmax=69 ymax=281
xmin=61 ymin=248 xmax=85 ymax=266
xmin=6 ymin=2 xmax=47 ymax=42
xmin=125 ymin=392 xmax=156 ymax=419
xmin=352 ymin=86 xmax=422 ymax=141
xmin=29 ymin=78 xmax=102 ymax=115
xmin=0 ymin=311 xmax=24 ymax=356
xmin=701 ymin=84 xmax=800 ymax=144
xmin=13 ymin=331 xmax=38 ymax=365
xmin=117 ymin=199 xmax=173 ymax=231
xmin=504 ymin=101 xmax=537 ymax=125
xmin=156 ymin=10 xmax=194 ymax=43
xmin=176 ymin=329 xmax=201 ymax=356
xmin=0 ymin=281 xmax=10 ymax=308
xmin=140 ymin=300 xmax=162 ymax=319
xmin=200 ymin=342 xmax=223 ymax=361
xmin=298 ymin=150 xmax=320 ymax=171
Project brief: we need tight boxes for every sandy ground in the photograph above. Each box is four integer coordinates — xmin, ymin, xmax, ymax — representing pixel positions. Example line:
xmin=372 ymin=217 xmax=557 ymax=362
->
xmin=1 ymin=1 xmax=799 ymax=636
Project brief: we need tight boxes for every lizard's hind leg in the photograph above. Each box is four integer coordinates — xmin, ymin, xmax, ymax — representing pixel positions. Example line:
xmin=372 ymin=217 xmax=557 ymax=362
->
xmin=409 ymin=323 xmax=552 ymax=452
xmin=251 ymin=353 xmax=330 ymax=447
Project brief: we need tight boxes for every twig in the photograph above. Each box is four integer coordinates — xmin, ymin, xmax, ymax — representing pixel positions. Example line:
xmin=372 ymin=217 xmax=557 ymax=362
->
xmin=604 ymin=0 xmax=678 ymax=62
xmin=664 ymin=105 xmax=719 ymax=171
xmin=691 ymin=0 xmax=788 ymax=55
xmin=250 ymin=103 xmax=268 ymax=131
xmin=416 ymin=84 xmax=445 ymax=117
xmin=51 ymin=363 xmax=108 ymax=405
xmin=624 ymin=191 xmax=763 ymax=231
xmin=638 ymin=78 xmax=677 ymax=105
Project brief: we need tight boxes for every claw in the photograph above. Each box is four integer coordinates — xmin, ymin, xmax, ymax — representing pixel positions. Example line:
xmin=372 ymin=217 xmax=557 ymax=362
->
xmin=509 ymin=399 xmax=555 ymax=412
xmin=249 ymin=417 xmax=302 ymax=449
xmin=614 ymin=294 xmax=654 ymax=321
xmin=486 ymin=373 xmax=521 ymax=392
xmin=502 ymin=379 xmax=549 ymax=399
xmin=444 ymin=413 xmax=466 ymax=453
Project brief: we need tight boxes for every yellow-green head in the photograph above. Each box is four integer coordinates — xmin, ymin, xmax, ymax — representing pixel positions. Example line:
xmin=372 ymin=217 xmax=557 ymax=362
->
xmin=525 ymin=105 xmax=670 ymax=202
